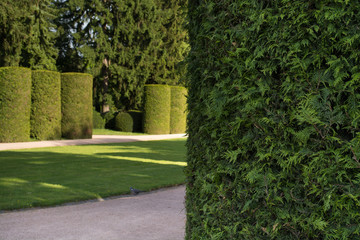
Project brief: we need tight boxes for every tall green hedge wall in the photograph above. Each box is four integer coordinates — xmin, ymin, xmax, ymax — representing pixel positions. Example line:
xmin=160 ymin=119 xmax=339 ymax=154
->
xmin=186 ymin=0 xmax=360 ymax=239
xmin=0 ymin=67 xmax=31 ymax=142
xmin=31 ymin=70 xmax=61 ymax=140
xmin=170 ymin=86 xmax=187 ymax=134
xmin=143 ymin=85 xmax=171 ymax=134
xmin=61 ymin=73 xmax=93 ymax=139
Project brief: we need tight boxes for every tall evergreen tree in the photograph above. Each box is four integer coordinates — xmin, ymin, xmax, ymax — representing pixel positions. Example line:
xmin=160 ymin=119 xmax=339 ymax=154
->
xmin=0 ymin=0 xmax=31 ymax=66
xmin=55 ymin=0 xmax=188 ymax=111
xmin=148 ymin=0 xmax=189 ymax=86
xmin=21 ymin=0 xmax=58 ymax=70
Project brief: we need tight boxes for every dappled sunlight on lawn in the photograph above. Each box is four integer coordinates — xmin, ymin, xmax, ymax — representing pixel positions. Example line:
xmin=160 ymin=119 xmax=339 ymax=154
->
xmin=0 ymin=139 xmax=186 ymax=210
xmin=103 ymin=155 xmax=187 ymax=166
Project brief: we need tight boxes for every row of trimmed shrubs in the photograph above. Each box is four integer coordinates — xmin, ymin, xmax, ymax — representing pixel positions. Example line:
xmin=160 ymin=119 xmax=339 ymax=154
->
xmin=96 ymin=85 xmax=187 ymax=134
xmin=0 ymin=67 xmax=92 ymax=143
xmin=144 ymin=84 xmax=187 ymax=134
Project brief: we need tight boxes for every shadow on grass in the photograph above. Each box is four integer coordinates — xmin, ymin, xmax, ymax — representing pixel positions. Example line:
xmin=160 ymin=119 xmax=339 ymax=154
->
xmin=0 ymin=139 xmax=186 ymax=211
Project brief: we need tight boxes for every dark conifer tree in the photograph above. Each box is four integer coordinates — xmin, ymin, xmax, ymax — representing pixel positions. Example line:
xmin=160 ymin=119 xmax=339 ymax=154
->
xmin=149 ymin=0 xmax=189 ymax=86
xmin=0 ymin=0 xmax=31 ymax=66
xmin=55 ymin=0 xmax=188 ymax=111
xmin=21 ymin=0 xmax=58 ymax=70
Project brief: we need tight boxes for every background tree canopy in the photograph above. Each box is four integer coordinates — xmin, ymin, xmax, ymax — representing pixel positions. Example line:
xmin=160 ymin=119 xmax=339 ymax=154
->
xmin=0 ymin=0 xmax=188 ymax=111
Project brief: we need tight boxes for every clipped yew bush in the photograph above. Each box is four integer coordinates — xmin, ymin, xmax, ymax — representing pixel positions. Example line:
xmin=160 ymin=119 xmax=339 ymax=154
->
xmin=0 ymin=67 xmax=31 ymax=142
xmin=93 ymin=108 xmax=105 ymax=129
xmin=143 ymin=84 xmax=171 ymax=134
xmin=186 ymin=0 xmax=360 ymax=239
xmin=115 ymin=112 xmax=133 ymax=132
xmin=170 ymin=86 xmax=187 ymax=134
xmin=61 ymin=73 xmax=93 ymax=139
xmin=31 ymin=70 xmax=61 ymax=140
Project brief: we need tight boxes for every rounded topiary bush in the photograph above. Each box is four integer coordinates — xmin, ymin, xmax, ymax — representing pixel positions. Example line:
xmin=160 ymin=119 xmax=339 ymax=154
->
xmin=31 ymin=70 xmax=61 ymax=140
xmin=61 ymin=73 xmax=93 ymax=139
xmin=0 ymin=67 xmax=31 ymax=142
xmin=115 ymin=112 xmax=133 ymax=132
xmin=115 ymin=111 xmax=143 ymax=132
xmin=170 ymin=86 xmax=187 ymax=134
xmin=143 ymin=84 xmax=171 ymax=134
xmin=93 ymin=108 xmax=105 ymax=129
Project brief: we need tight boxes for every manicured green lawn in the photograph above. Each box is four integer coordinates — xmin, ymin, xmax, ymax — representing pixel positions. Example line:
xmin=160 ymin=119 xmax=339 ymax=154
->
xmin=0 ymin=139 xmax=186 ymax=211
xmin=92 ymin=128 xmax=148 ymax=135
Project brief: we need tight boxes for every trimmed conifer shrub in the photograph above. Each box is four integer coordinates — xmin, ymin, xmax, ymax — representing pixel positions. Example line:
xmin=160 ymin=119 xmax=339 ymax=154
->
xmin=186 ymin=1 xmax=360 ymax=239
xmin=170 ymin=86 xmax=187 ymax=134
xmin=31 ymin=70 xmax=61 ymax=140
xmin=0 ymin=67 xmax=31 ymax=142
xmin=143 ymin=84 xmax=171 ymax=134
xmin=93 ymin=108 xmax=105 ymax=129
xmin=114 ymin=112 xmax=133 ymax=132
xmin=61 ymin=73 xmax=93 ymax=139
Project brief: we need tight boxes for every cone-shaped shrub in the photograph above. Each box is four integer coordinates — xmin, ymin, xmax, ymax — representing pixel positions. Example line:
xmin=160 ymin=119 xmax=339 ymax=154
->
xmin=186 ymin=0 xmax=360 ymax=239
xmin=31 ymin=70 xmax=61 ymax=140
xmin=143 ymin=85 xmax=170 ymax=134
xmin=61 ymin=73 xmax=93 ymax=139
xmin=0 ymin=67 xmax=31 ymax=142
xmin=170 ymin=86 xmax=187 ymax=134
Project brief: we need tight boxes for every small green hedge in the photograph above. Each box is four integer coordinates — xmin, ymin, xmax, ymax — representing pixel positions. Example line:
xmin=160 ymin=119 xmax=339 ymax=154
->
xmin=31 ymin=70 xmax=61 ymax=140
xmin=115 ymin=110 xmax=143 ymax=132
xmin=170 ymin=86 xmax=187 ymax=134
xmin=115 ymin=112 xmax=133 ymax=132
xmin=61 ymin=73 xmax=93 ymax=139
xmin=143 ymin=84 xmax=171 ymax=134
xmin=0 ymin=67 xmax=31 ymax=142
xmin=93 ymin=108 xmax=105 ymax=129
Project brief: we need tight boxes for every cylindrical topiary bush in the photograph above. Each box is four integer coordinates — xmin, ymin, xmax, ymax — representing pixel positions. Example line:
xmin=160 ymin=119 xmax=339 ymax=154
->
xmin=61 ymin=73 xmax=93 ymax=139
xmin=170 ymin=86 xmax=187 ymax=134
xmin=0 ymin=67 xmax=32 ymax=142
xmin=143 ymin=84 xmax=171 ymax=134
xmin=93 ymin=108 xmax=105 ymax=129
xmin=31 ymin=70 xmax=61 ymax=140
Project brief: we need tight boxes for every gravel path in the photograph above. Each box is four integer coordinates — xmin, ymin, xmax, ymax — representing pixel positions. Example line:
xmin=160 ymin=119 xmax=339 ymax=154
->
xmin=0 ymin=185 xmax=186 ymax=240
xmin=0 ymin=134 xmax=186 ymax=151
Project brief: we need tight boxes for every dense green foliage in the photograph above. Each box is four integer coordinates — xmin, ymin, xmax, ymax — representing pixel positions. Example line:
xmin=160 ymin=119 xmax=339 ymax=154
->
xmin=186 ymin=0 xmax=360 ymax=239
xmin=0 ymin=67 xmax=31 ymax=142
xmin=31 ymin=70 xmax=61 ymax=140
xmin=115 ymin=112 xmax=134 ymax=132
xmin=93 ymin=109 xmax=105 ymax=129
xmin=0 ymin=1 xmax=32 ymax=66
xmin=55 ymin=0 xmax=188 ymax=111
xmin=170 ymin=86 xmax=187 ymax=134
xmin=115 ymin=111 xmax=143 ymax=133
xmin=143 ymin=85 xmax=171 ymax=134
xmin=0 ymin=0 xmax=57 ymax=69
xmin=21 ymin=0 xmax=58 ymax=70
xmin=61 ymin=73 xmax=93 ymax=139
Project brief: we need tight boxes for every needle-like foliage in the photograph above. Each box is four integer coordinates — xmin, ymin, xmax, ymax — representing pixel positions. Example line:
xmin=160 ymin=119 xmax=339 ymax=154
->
xmin=186 ymin=0 xmax=360 ymax=239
